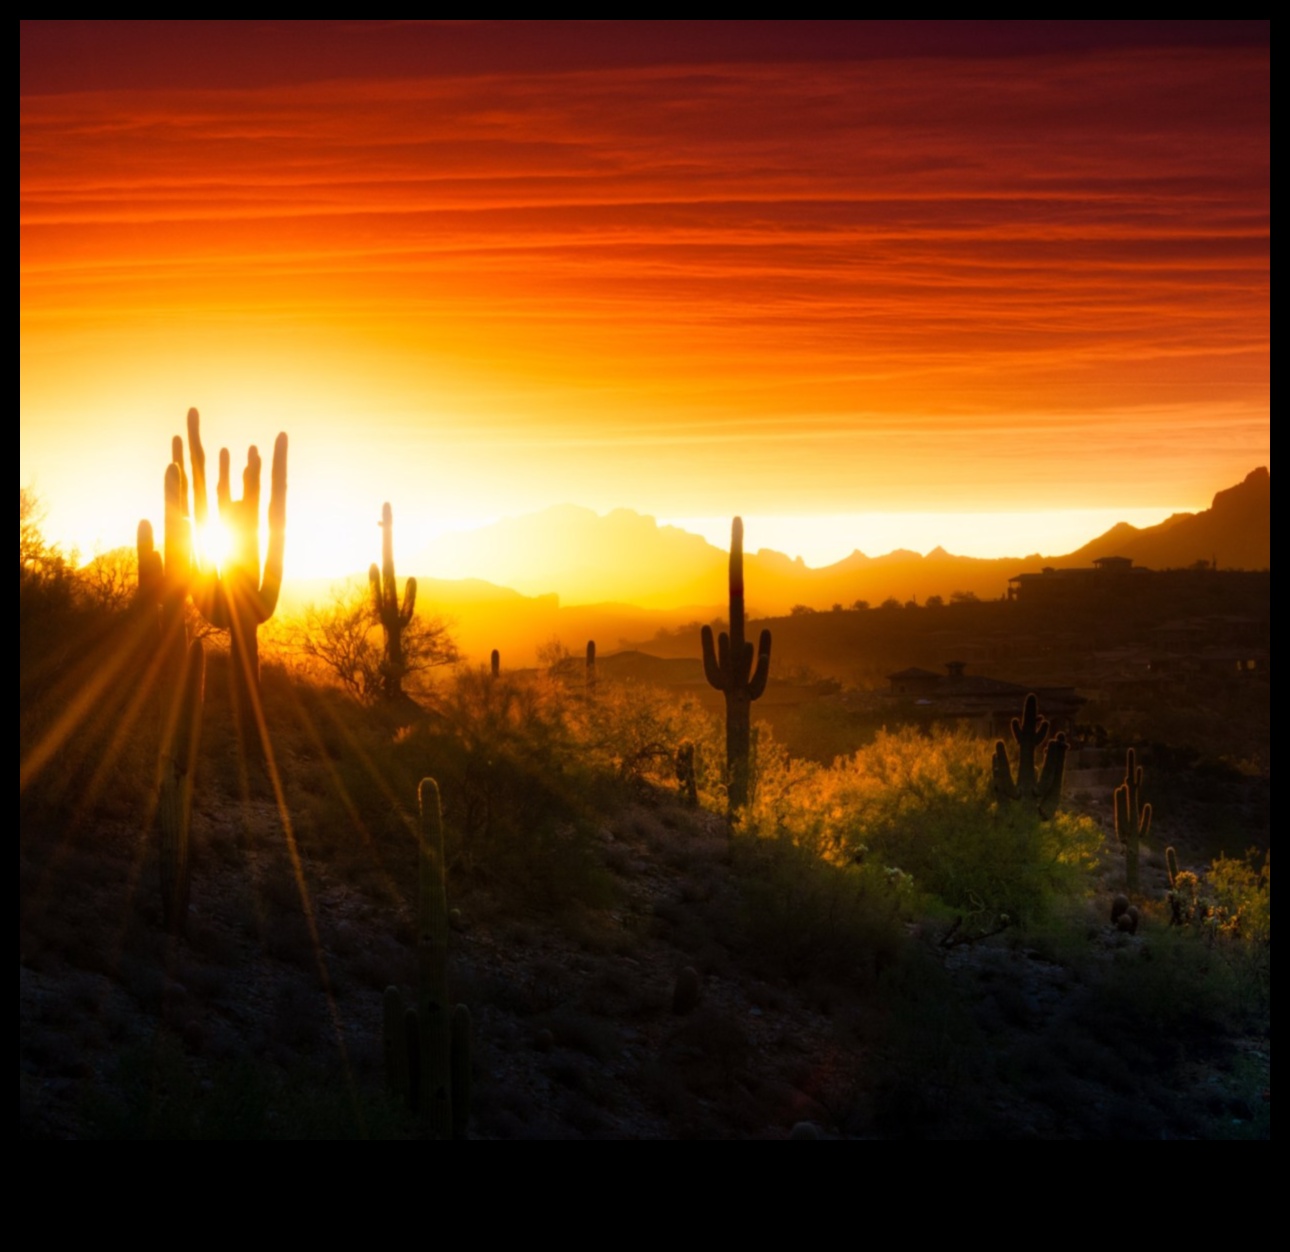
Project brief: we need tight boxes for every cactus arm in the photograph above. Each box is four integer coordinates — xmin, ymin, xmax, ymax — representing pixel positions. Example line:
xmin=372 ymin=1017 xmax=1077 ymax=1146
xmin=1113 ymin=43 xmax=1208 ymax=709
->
xmin=992 ymin=740 xmax=1018 ymax=801
xmin=162 ymin=460 xmax=192 ymax=598
xmin=137 ymin=520 xmax=162 ymax=603
xmin=256 ymin=432 xmax=287 ymax=620
xmin=701 ymin=625 xmax=725 ymax=690
xmin=186 ymin=408 xmax=210 ymax=530
xmin=1036 ymin=731 xmax=1068 ymax=819
xmin=369 ymin=563 xmax=383 ymax=614
xmin=217 ymin=446 xmax=232 ymax=515
xmin=748 ymin=629 xmax=772 ymax=700
xmin=400 ymin=577 xmax=416 ymax=627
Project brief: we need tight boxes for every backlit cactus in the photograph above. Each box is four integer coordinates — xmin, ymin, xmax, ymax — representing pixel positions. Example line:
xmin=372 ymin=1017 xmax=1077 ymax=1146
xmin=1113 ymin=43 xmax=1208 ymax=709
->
xmin=383 ymin=778 xmax=471 ymax=1137
xmin=1114 ymin=747 xmax=1151 ymax=893
xmin=992 ymin=693 xmax=1066 ymax=818
xmin=369 ymin=502 xmax=417 ymax=700
xmin=184 ymin=407 xmax=287 ymax=736
xmin=701 ymin=517 xmax=771 ymax=815
xmin=156 ymin=640 xmax=204 ymax=935
xmin=139 ymin=441 xmax=204 ymax=935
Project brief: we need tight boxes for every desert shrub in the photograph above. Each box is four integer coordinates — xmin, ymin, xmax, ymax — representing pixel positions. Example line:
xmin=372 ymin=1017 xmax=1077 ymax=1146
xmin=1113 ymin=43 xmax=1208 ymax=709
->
xmin=580 ymin=681 xmax=724 ymax=803
xmin=290 ymin=578 xmax=458 ymax=703
xmin=409 ymin=668 xmax=614 ymax=910
xmin=1170 ymin=849 xmax=1270 ymax=1020
xmin=746 ymin=726 xmax=1100 ymax=928
xmin=734 ymin=832 xmax=915 ymax=986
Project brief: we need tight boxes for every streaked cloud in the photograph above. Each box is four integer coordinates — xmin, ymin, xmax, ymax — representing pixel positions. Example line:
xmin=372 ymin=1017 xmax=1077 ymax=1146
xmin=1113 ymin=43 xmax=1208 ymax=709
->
xmin=20 ymin=23 xmax=1268 ymax=563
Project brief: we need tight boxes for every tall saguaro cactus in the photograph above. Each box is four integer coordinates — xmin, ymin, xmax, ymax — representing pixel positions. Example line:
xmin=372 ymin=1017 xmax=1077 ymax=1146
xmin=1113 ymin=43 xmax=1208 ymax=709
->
xmin=156 ymin=640 xmax=205 ymax=934
xmin=369 ymin=502 xmax=417 ymax=700
xmin=1115 ymin=747 xmax=1152 ymax=893
xmin=384 ymin=778 xmax=471 ymax=1138
xmin=185 ymin=407 xmax=287 ymax=735
xmin=701 ymin=517 xmax=772 ymax=815
xmin=138 ymin=441 xmax=203 ymax=934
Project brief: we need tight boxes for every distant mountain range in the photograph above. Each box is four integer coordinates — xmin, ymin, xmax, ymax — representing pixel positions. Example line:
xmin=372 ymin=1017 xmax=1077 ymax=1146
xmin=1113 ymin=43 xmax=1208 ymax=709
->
xmin=281 ymin=468 xmax=1268 ymax=667
xmin=417 ymin=467 xmax=1270 ymax=615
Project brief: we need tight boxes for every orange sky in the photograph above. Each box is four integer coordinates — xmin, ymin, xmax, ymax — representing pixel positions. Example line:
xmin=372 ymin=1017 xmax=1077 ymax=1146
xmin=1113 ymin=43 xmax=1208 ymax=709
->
xmin=20 ymin=22 xmax=1269 ymax=579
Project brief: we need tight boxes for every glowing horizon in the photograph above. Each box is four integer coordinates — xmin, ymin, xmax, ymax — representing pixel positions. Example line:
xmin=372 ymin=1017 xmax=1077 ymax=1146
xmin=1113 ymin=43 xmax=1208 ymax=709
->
xmin=21 ymin=22 xmax=1268 ymax=586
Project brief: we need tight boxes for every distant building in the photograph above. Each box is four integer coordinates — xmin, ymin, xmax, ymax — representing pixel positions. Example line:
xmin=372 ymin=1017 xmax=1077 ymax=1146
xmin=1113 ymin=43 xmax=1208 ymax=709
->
xmin=1008 ymin=556 xmax=1149 ymax=605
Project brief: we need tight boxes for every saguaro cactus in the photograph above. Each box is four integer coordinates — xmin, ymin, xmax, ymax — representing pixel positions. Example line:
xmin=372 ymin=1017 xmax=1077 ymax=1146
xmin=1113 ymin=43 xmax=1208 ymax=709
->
xmin=1115 ymin=747 xmax=1152 ymax=893
xmin=383 ymin=778 xmax=471 ymax=1137
xmin=138 ymin=442 xmax=203 ymax=935
xmin=157 ymin=640 xmax=205 ymax=934
xmin=585 ymin=640 xmax=596 ymax=698
xmin=701 ymin=517 xmax=771 ymax=815
xmin=369 ymin=502 xmax=417 ymax=700
xmin=185 ymin=407 xmax=287 ymax=735
xmin=992 ymin=692 xmax=1067 ymax=819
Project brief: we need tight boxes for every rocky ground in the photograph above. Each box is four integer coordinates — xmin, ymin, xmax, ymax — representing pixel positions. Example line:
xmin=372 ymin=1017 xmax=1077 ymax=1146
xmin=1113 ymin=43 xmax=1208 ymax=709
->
xmin=19 ymin=756 xmax=1270 ymax=1139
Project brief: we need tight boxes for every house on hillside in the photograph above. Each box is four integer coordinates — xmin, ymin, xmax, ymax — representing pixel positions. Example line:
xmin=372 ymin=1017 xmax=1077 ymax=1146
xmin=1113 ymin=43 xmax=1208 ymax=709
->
xmin=1008 ymin=556 xmax=1150 ymax=605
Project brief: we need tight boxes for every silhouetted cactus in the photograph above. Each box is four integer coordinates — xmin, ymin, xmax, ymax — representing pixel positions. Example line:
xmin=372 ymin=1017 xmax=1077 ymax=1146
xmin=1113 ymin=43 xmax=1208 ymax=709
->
xmin=490 ymin=649 xmax=500 ymax=679
xmin=157 ymin=640 xmax=204 ymax=935
xmin=184 ymin=407 xmax=287 ymax=737
xmin=369 ymin=502 xmax=416 ymax=700
xmin=585 ymin=640 xmax=596 ymax=698
xmin=416 ymin=778 xmax=453 ymax=1135
xmin=383 ymin=778 xmax=471 ymax=1137
xmin=139 ymin=442 xmax=203 ymax=936
xmin=993 ymin=693 xmax=1066 ymax=818
xmin=1036 ymin=732 xmax=1069 ymax=819
xmin=701 ymin=517 xmax=771 ymax=815
xmin=1114 ymin=747 xmax=1151 ymax=893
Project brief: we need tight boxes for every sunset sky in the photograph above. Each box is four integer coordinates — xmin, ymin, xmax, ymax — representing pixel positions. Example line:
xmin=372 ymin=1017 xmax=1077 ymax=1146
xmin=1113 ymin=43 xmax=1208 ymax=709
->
xmin=20 ymin=21 xmax=1269 ymax=580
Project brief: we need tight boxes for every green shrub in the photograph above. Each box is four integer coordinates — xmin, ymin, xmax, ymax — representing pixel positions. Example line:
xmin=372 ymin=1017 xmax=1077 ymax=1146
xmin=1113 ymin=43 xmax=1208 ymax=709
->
xmin=746 ymin=726 xmax=1100 ymax=928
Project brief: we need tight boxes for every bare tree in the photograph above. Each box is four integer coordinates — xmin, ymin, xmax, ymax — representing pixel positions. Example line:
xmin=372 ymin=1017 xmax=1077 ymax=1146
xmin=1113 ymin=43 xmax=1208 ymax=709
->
xmin=295 ymin=578 xmax=458 ymax=702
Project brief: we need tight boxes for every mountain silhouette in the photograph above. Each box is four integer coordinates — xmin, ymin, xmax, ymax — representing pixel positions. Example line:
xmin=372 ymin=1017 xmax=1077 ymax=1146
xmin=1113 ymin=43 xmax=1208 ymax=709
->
xmin=419 ymin=468 xmax=1269 ymax=614
xmin=1065 ymin=467 xmax=1269 ymax=571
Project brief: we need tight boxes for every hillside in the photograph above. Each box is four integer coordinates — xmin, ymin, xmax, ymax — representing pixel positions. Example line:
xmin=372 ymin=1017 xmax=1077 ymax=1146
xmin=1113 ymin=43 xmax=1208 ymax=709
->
xmin=19 ymin=574 xmax=1270 ymax=1139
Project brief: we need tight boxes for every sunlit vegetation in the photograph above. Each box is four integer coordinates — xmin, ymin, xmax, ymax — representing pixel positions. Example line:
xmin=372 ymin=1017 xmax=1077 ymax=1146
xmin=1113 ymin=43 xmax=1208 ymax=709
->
xmin=19 ymin=493 xmax=1269 ymax=1138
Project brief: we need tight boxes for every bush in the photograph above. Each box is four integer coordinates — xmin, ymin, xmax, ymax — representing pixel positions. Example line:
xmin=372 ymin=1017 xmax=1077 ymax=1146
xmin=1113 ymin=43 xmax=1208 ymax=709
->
xmin=746 ymin=726 xmax=1100 ymax=928
xmin=291 ymin=578 xmax=458 ymax=703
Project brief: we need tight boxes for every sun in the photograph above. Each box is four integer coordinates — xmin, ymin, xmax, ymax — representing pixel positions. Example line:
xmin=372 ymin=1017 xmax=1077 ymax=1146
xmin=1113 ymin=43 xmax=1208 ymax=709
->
xmin=196 ymin=516 xmax=232 ymax=574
